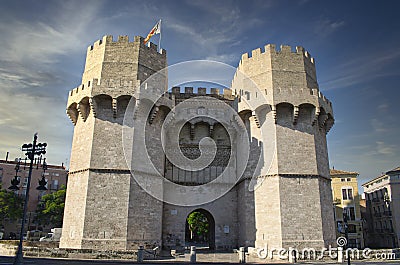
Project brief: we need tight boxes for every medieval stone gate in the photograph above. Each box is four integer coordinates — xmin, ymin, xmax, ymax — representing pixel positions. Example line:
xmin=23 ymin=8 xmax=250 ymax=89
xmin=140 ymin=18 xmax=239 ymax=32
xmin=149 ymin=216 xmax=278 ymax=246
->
xmin=60 ymin=34 xmax=336 ymax=251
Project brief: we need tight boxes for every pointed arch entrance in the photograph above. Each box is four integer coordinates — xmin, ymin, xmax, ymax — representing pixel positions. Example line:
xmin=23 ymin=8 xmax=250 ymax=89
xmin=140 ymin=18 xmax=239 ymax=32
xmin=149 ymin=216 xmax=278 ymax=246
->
xmin=185 ymin=209 xmax=215 ymax=250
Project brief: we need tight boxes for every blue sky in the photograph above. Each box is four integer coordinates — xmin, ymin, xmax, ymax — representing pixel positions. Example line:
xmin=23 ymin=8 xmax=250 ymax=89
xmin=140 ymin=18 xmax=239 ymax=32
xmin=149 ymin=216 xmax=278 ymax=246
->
xmin=0 ymin=0 xmax=399 ymax=190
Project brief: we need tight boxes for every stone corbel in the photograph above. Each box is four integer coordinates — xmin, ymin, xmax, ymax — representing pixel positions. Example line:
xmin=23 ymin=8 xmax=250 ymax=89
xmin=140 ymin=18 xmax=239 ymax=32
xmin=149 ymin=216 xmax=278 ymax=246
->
xmin=312 ymin=107 xmax=320 ymax=126
xmin=112 ymin=98 xmax=117 ymax=118
xmin=319 ymin=114 xmax=328 ymax=129
xmin=133 ymin=100 xmax=140 ymax=120
xmin=66 ymin=107 xmax=78 ymax=126
xmin=89 ymin=97 xmax=97 ymax=118
xmin=77 ymin=104 xmax=85 ymax=122
xmin=148 ymin=105 xmax=159 ymax=124
xmin=293 ymin=106 xmax=299 ymax=125
xmin=209 ymin=124 xmax=214 ymax=137
xmin=190 ymin=123 xmax=195 ymax=140
xmin=252 ymin=111 xmax=260 ymax=128
xmin=271 ymin=105 xmax=277 ymax=124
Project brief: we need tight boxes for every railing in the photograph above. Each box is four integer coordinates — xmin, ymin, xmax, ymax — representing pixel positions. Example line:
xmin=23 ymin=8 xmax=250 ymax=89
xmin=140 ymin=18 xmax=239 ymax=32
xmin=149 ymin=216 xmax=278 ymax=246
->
xmin=374 ymin=212 xmax=382 ymax=217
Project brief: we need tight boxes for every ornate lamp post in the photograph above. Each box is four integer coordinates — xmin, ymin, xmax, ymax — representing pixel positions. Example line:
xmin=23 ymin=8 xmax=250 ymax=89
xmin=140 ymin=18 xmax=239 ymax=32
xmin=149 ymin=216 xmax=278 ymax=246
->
xmin=343 ymin=208 xmax=351 ymax=265
xmin=8 ymin=160 xmax=21 ymax=191
xmin=8 ymin=133 xmax=47 ymax=265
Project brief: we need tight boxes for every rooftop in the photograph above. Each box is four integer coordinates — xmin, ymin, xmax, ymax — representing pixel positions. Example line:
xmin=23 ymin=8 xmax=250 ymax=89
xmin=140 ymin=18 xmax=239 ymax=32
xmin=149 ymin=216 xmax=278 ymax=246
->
xmin=361 ymin=165 xmax=400 ymax=187
xmin=387 ymin=166 xmax=400 ymax=174
xmin=330 ymin=168 xmax=359 ymax=176
xmin=0 ymin=159 xmax=66 ymax=170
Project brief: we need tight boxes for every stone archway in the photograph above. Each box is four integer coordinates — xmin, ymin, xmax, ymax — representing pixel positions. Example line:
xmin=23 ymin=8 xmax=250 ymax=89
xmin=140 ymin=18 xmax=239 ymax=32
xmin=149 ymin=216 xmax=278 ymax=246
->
xmin=185 ymin=209 xmax=215 ymax=250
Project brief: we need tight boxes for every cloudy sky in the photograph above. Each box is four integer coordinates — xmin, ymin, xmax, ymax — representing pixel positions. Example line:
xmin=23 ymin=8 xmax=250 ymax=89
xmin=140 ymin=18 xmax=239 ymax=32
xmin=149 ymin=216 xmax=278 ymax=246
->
xmin=0 ymin=0 xmax=399 ymax=189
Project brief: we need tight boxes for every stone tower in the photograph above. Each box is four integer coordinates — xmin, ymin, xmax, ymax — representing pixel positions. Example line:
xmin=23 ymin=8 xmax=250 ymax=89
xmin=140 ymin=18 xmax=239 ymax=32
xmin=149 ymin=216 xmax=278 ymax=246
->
xmin=60 ymin=35 xmax=167 ymax=249
xmin=231 ymin=44 xmax=335 ymax=249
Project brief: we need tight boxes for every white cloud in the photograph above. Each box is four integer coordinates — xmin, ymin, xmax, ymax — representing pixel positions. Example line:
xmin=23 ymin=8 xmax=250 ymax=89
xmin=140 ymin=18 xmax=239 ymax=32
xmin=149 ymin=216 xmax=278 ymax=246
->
xmin=370 ymin=118 xmax=388 ymax=133
xmin=0 ymin=1 xmax=104 ymax=166
xmin=376 ymin=141 xmax=396 ymax=155
xmin=0 ymin=2 xmax=102 ymax=64
xmin=320 ymin=48 xmax=400 ymax=90
xmin=314 ymin=18 xmax=345 ymax=37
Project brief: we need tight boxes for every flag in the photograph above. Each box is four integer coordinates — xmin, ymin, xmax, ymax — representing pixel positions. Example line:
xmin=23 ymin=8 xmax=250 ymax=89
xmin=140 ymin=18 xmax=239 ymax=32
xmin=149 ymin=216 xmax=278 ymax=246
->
xmin=144 ymin=20 xmax=161 ymax=45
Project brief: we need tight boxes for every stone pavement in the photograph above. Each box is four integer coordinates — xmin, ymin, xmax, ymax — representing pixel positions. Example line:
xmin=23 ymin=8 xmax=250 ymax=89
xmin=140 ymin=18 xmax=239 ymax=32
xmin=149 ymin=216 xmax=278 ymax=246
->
xmin=1 ymin=255 xmax=399 ymax=265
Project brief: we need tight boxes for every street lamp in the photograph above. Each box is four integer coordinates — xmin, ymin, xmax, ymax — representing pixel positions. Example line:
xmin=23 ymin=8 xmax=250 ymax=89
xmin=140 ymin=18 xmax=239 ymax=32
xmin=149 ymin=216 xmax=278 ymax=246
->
xmin=8 ymin=133 xmax=47 ymax=265
xmin=8 ymin=160 xmax=21 ymax=191
xmin=343 ymin=208 xmax=351 ymax=265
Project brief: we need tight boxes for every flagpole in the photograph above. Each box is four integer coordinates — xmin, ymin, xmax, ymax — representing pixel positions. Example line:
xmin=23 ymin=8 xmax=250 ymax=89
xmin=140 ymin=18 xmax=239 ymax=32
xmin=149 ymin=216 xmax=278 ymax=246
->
xmin=158 ymin=19 xmax=162 ymax=53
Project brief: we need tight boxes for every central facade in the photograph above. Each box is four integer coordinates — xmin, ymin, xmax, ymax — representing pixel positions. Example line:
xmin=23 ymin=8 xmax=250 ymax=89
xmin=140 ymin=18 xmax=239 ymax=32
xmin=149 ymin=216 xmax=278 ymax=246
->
xmin=60 ymin=35 xmax=336 ymax=251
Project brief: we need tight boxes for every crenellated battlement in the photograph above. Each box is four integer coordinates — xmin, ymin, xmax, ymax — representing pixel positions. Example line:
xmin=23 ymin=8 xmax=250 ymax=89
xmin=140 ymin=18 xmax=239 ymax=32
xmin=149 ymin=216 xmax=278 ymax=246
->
xmin=240 ymin=44 xmax=315 ymax=65
xmin=86 ymin=35 xmax=166 ymax=55
xmin=170 ymin=86 xmax=233 ymax=99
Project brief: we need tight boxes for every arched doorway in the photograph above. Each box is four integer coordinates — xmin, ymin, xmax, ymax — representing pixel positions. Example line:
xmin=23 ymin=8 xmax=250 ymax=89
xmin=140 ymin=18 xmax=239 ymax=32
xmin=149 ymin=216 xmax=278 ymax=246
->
xmin=185 ymin=209 xmax=215 ymax=250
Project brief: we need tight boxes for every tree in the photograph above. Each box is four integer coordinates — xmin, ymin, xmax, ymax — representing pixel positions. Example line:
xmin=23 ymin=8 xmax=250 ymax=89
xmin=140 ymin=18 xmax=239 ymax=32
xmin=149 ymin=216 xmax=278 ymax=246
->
xmin=36 ymin=185 xmax=66 ymax=227
xmin=0 ymin=184 xmax=23 ymax=227
xmin=187 ymin=211 xmax=209 ymax=242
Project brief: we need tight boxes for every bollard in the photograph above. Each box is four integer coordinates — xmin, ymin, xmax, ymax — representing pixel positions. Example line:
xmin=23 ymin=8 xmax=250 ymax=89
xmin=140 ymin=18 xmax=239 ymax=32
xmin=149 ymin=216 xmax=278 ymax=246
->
xmin=190 ymin=246 xmax=196 ymax=263
xmin=338 ymin=246 xmax=343 ymax=263
xmin=137 ymin=245 xmax=144 ymax=263
xmin=239 ymin=247 xmax=246 ymax=263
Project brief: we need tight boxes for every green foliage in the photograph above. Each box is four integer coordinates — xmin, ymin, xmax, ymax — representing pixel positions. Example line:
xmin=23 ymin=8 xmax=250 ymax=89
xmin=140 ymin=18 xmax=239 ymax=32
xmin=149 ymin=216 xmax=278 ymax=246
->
xmin=36 ymin=185 xmax=66 ymax=227
xmin=0 ymin=184 xmax=23 ymax=225
xmin=187 ymin=211 xmax=209 ymax=238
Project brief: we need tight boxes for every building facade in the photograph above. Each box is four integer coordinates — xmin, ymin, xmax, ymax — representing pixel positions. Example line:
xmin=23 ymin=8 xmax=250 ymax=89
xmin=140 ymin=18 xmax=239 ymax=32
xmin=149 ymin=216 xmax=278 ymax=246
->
xmin=60 ymin=35 xmax=336 ymax=251
xmin=330 ymin=169 xmax=364 ymax=248
xmin=362 ymin=167 xmax=400 ymax=248
xmin=0 ymin=156 xmax=68 ymax=238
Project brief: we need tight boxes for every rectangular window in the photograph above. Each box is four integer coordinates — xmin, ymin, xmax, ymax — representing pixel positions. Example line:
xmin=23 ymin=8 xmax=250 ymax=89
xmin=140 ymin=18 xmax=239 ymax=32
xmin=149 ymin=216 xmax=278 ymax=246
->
xmin=348 ymin=189 xmax=353 ymax=200
xmin=342 ymin=189 xmax=348 ymax=200
xmin=342 ymin=188 xmax=353 ymax=200
xmin=53 ymin=179 xmax=59 ymax=190
xmin=348 ymin=224 xmax=357 ymax=233
xmin=349 ymin=207 xmax=355 ymax=220
xmin=344 ymin=207 xmax=356 ymax=221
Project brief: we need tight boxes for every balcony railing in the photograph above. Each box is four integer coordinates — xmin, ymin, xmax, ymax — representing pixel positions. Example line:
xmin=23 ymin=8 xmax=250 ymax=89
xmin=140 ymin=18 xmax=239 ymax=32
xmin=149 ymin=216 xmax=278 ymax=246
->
xmin=374 ymin=212 xmax=382 ymax=217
